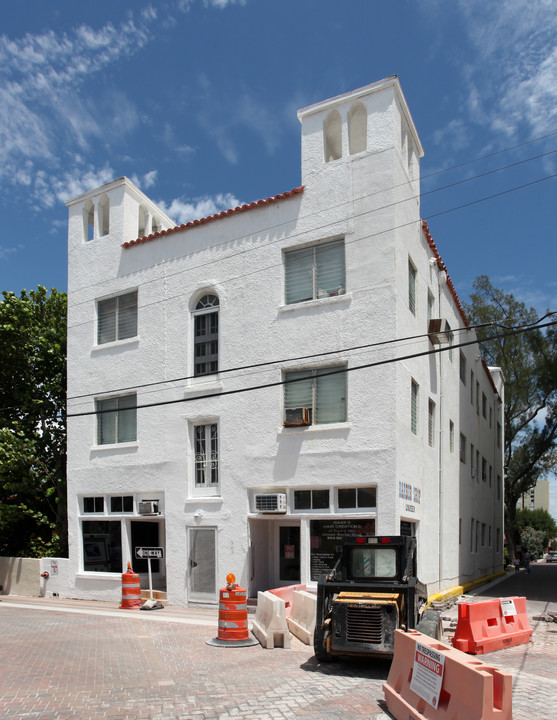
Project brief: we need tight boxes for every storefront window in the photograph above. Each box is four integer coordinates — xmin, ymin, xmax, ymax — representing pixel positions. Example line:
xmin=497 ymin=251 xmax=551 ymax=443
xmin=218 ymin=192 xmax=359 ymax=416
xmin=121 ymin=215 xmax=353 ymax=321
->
xmin=309 ymin=518 xmax=375 ymax=581
xmin=82 ymin=520 xmax=122 ymax=573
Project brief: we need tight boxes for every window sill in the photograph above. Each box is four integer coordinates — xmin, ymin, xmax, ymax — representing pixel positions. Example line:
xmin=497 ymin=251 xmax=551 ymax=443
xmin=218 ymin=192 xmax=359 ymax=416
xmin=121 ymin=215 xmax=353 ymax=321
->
xmin=92 ymin=337 xmax=140 ymax=353
xmin=184 ymin=380 xmax=223 ymax=397
xmin=278 ymin=292 xmax=352 ymax=314
xmin=91 ymin=441 xmax=139 ymax=452
xmin=278 ymin=422 xmax=351 ymax=435
xmin=185 ymin=496 xmax=222 ymax=504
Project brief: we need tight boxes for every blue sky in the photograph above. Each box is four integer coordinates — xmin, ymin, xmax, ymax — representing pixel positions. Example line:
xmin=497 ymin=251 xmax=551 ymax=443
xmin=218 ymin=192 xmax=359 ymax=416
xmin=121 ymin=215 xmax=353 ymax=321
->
xmin=1 ymin=0 xmax=556 ymax=515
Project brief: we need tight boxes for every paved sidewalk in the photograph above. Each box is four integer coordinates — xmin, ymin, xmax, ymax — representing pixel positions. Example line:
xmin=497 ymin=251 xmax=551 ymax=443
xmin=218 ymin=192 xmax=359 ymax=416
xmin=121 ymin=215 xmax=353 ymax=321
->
xmin=1 ymin=573 xmax=557 ymax=720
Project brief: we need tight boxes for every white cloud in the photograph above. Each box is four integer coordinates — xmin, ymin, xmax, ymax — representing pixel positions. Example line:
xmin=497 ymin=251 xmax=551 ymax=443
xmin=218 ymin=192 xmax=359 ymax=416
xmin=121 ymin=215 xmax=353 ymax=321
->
xmin=131 ymin=170 xmax=159 ymax=190
xmin=158 ymin=192 xmax=242 ymax=224
xmin=0 ymin=14 xmax=151 ymax=206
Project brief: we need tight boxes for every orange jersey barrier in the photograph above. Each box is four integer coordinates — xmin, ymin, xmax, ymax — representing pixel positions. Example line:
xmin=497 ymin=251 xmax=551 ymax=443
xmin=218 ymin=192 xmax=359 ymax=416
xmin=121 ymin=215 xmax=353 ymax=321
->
xmin=452 ymin=596 xmax=532 ymax=655
xmin=120 ymin=563 xmax=142 ymax=609
xmin=383 ymin=629 xmax=512 ymax=720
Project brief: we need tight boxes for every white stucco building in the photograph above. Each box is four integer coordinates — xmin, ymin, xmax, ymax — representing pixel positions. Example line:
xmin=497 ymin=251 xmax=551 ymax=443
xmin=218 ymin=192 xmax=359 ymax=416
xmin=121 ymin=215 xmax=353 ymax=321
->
xmin=65 ymin=76 xmax=505 ymax=606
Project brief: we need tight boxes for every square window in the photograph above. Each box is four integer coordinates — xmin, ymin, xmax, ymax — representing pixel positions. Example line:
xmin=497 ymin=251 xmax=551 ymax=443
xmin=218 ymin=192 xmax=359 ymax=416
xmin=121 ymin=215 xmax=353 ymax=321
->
xmin=96 ymin=394 xmax=137 ymax=445
xmin=110 ymin=496 xmax=134 ymax=513
xmin=294 ymin=489 xmax=330 ymax=510
xmin=284 ymin=366 xmax=346 ymax=425
xmin=84 ymin=497 xmax=104 ymax=513
xmin=285 ymin=239 xmax=345 ymax=304
xmin=338 ymin=487 xmax=376 ymax=509
xmin=97 ymin=291 xmax=137 ymax=344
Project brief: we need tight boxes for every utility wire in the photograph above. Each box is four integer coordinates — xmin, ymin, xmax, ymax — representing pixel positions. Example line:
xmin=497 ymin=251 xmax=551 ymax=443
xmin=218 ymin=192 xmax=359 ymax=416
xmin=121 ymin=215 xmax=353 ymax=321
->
xmin=65 ymin=318 xmax=557 ymax=418
xmin=66 ymin=312 xmax=557 ymax=404
xmin=65 ymin=167 xmax=557 ymax=335
xmin=66 ymin=139 xmax=557 ymax=313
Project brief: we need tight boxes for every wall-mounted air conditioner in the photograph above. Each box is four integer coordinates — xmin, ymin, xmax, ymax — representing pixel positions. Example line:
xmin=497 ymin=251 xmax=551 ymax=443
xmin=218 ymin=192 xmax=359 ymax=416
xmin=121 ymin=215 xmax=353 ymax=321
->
xmin=284 ymin=407 xmax=310 ymax=427
xmin=428 ymin=318 xmax=450 ymax=345
xmin=254 ymin=493 xmax=287 ymax=513
xmin=138 ymin=500 xmax=160 ymax=515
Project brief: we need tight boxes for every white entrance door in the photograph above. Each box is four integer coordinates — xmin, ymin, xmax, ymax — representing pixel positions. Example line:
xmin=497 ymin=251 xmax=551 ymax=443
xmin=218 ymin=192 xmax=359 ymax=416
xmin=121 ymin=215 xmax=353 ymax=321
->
xmin=188 ymin=527 xmax=217 ymax=603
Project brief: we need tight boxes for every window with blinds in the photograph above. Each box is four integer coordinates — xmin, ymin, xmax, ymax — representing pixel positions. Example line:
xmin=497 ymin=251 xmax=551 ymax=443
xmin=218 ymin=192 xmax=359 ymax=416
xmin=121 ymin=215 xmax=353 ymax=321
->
xmin=96 ymin=394 xmax=137 ymax=445
xmin=284 ymin=366 xmax=346 ymax=425
xmin=284 ymin=239 xmax=345 ymax=304
xmin=428 ymin=398 xmax=435 ymax=447
xmin=408 ymin=259 xmax=417 ymax=315
xmin=411 ymin=379 xmax=418 ymax=435
xmin=97 ymin=291 xmax=138 ymax=344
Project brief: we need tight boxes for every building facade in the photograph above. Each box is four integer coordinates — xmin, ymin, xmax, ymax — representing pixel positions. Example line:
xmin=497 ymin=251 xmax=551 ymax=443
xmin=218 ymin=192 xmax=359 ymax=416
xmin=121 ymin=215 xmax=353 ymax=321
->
xmin=65 ymin=77 xmax=505 ymax=606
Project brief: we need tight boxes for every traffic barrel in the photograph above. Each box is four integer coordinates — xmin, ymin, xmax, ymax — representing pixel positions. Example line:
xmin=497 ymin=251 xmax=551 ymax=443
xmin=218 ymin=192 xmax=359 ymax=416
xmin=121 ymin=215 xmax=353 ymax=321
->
xmin=206 ymin=573 xmax=258 ymax=647
xmin=120 ymin=562 xmax=142 ymax=609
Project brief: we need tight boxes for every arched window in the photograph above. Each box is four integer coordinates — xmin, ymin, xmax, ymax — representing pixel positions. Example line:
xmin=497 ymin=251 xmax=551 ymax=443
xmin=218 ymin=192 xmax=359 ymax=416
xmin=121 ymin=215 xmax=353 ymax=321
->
xmin=348 ymin=102 xmax=367 ymax=155
xmin=323 ymin=109 xmax=342 ymax=162
xmin=193 ymin=294 xmax=219 ymax=376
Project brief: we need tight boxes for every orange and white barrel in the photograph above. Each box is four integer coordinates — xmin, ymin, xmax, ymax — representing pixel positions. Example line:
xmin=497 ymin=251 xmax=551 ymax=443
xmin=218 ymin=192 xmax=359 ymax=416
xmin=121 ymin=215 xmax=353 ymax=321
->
xmin=120 ymin=562 xmax=142 ymax=609
xmin=218 ymin=582 xmax=249 ymax=642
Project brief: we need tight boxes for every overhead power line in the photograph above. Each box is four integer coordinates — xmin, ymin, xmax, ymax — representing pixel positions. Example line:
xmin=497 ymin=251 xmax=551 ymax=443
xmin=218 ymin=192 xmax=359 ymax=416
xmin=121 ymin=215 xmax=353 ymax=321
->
xmin=65 ymin=318 xmax=557 ymax=419
xmin=66 ymin=135 xmax=557 ymax=317
xmin=65 ymin=165 xmax=557 ymax=335
xmin=66 ymin=312 xmax=557 ymax=405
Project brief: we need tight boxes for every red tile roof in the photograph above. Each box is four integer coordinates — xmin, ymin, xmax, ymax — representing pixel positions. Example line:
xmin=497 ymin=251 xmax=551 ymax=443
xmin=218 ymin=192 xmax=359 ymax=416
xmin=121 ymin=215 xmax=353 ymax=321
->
xmin=422 ymin=220 xmax=499 ymax=397
xmin=122 ymin=186 xmax=304 ymax=248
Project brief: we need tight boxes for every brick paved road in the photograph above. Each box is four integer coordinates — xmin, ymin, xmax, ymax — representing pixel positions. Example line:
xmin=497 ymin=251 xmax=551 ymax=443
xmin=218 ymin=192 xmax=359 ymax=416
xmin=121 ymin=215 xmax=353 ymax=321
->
xmin=2 ymin=569 xmax=557 ymax=720
xmin=0 ymin=605 xmax=392 ymax=720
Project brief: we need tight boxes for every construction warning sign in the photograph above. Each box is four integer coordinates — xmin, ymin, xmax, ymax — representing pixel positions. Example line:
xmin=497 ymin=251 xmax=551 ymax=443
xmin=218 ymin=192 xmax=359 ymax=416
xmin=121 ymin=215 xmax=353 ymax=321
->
xmin=409 ymin=641 xmax=446 ymax=709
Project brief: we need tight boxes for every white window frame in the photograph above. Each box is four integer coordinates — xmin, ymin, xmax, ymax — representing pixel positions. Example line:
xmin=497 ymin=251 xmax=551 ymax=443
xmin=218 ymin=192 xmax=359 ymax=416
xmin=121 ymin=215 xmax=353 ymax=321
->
xmin=192 ymin=294 xmax=219 ymax=377
xmin=284 ymin=239 xmax=345 ymax=305
xmin=97 ymin=290 xmax=138 ymax=345
xmin=96 ymin=393 xmax=137 ymax=446
xmin=283 ymin=365 xmax=347 ymax=426
xmin=192 ymin=422 xmax=219 ymax=496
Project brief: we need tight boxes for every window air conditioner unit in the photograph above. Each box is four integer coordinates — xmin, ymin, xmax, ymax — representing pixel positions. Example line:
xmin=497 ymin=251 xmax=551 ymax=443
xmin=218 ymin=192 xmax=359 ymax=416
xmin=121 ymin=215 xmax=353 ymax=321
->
xmin=138 ymin=500 xmax=160 ymax=516
xmin=284 ymin=407 xmax=311 ymax=427
xmin=428 ymin=318 xmax=450 ymax=345
xmin=255 ymin=493 xmax=287 ymax=514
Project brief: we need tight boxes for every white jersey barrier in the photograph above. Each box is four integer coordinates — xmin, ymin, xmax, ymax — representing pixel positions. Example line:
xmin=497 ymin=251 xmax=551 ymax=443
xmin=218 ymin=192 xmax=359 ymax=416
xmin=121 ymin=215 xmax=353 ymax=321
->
xmin=251 ymin=591 xmax=292 ymax=649
xmin=286 ymin=590 xmax=317 ymax=645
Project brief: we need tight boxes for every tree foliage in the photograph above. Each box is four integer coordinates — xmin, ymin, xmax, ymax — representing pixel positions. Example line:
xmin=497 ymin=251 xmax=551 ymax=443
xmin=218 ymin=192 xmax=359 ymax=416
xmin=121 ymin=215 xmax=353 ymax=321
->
xmin=515 ymin=508 xmax=557 ymax=548
xmin=0 ymin=286 xmax=67 ymax=557
xmin=465 ymin=276 xmax=557 ymax=549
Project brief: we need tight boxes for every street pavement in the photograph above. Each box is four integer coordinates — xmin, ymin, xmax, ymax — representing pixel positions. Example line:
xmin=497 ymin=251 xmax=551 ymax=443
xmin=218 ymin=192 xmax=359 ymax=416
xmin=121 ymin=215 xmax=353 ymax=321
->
xmin=1 ymin=564 xmax=556 ymax=720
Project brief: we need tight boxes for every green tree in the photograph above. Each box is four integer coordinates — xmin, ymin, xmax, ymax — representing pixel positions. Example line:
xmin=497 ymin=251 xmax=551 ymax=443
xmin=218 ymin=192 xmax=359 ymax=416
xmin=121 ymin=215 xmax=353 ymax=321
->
xmin=0 ymin=286 xmax=67 ymax=557
xmin=515 ymin=507 xmax=557 ymax=549
xmin=465 ymin=276 xmax=557 ymax=553
xmin=519 ymin=527 xmax=544 ymax=560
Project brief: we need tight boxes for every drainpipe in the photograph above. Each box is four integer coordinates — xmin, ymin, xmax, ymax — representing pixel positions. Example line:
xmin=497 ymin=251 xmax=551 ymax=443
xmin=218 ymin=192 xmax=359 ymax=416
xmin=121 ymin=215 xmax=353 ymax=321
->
xmin=437 ymin=266 xmax=448 ymax=592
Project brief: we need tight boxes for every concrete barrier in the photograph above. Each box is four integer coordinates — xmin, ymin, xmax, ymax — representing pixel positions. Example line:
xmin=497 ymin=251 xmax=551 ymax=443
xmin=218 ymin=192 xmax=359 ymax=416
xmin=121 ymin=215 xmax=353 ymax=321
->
xmin=251 ymin=591 xmax=291 ymax=649
xmin=286 ymin=590 xmax=316 ymax=645
xmin=268 ymin=584 xmax=306 ymax=617
xmin=0 ymin=557 xmax=40 ymax=596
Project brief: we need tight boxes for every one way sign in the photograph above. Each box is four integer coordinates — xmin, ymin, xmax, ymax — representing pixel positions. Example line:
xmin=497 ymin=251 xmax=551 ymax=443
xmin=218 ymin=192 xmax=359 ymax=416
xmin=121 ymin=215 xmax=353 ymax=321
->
xmin=135 ymin=546 xmax=164 ymax=559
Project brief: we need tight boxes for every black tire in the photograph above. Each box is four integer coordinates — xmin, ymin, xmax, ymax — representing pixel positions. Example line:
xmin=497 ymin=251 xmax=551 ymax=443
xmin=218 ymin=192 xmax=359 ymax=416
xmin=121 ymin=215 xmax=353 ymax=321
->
xmin=416 ymin=609 xmax=442 ymax=640
xmin=313 ymin=624 xmax=333 ymax=662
